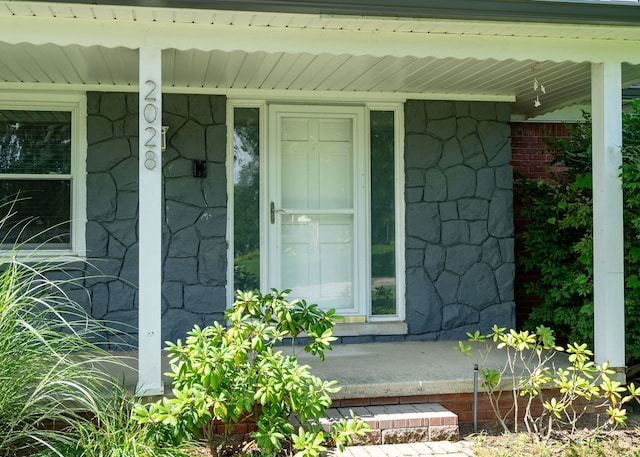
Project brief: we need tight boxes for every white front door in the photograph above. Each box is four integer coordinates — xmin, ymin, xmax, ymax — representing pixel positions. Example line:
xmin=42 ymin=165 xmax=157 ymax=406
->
xmin=268 ymin=105 xmax=366 ymax=316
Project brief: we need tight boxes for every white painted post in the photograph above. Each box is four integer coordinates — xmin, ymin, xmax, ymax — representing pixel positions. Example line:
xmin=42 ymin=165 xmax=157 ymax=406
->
xmin=137 ymin=46 xmax=164 ymax=396
xmin=591 ymin=62 xmax=625 ymax=372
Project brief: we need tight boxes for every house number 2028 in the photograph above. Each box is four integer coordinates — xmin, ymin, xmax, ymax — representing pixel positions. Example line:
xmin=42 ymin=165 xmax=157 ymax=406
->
xmin=143 ymin=80 xmax=159 ymax=170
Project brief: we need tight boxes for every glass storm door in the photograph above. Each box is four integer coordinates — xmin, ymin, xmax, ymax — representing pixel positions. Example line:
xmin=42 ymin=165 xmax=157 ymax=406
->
xmin=268 ymin=105 xmax=365 ymax=316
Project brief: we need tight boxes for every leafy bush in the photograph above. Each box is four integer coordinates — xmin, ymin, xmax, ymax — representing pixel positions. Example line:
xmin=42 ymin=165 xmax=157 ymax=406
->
xmin=518 ymin=99 xmax=640 ymax=360
xmin=133 ymin=289 xmax=369 ymax=457
xmin=457 ymin=326 xmax=640 ymax=440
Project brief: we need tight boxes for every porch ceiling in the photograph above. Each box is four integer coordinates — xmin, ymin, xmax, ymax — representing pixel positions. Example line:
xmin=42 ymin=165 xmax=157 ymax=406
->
xmin=1 ymin=2 xmax=640 ymax=119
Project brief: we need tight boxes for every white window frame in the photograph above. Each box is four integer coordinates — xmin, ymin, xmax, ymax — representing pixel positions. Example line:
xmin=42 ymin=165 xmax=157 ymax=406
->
xmin=0 ymin=92 xmax=87 ymax=258
xmin=226 ymin=99 xmax=406 ymax=333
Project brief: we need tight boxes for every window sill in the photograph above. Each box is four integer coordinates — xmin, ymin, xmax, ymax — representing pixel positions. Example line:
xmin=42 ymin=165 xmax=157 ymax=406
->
xmin=333 ymin=321 xmax=407 ymax=337
xmin=0 ymin=249 xmax=86 ymax=264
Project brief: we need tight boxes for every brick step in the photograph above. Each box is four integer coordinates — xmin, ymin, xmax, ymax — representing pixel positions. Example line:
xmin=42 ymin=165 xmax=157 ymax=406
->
xmin=320 ymin=403 xmax=459 ymax=445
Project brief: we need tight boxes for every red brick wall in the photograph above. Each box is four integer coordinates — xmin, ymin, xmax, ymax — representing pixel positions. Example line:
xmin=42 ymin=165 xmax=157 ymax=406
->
xmin=511 ymin=122 xmax=573 ymax=328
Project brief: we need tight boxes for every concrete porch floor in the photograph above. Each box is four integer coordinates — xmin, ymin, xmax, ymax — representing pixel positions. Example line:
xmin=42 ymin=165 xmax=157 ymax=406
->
xmin=117 ymin=340 xmax=567 ymax=400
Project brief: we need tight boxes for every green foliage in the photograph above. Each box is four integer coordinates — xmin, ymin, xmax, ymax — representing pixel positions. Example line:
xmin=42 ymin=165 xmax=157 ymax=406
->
xmin=133 ymin=289 xmax=369 ymax=457
xmin=457 ymin=326 xmax=640 ymax=440
xmin=519 ymin=99 xmax=640 ymax=359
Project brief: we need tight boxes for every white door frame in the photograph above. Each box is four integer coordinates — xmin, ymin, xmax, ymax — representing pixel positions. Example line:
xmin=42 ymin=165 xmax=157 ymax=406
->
xmin=266 ymin=104 xmax=367 ymax=317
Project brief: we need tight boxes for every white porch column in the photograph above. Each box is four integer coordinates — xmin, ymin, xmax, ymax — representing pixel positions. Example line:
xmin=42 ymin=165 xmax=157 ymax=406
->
xmin=591 ymin=62 xmax=625 ymax=371
xmin=137 ymin=46 xmax=164 ymax=396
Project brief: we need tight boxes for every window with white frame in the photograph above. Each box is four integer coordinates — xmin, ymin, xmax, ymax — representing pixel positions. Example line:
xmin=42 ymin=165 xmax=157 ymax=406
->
xmin=228 ymin=101 xmax=404 ymax=322
xmin=0 ymin=95 xmax=86 ymax=255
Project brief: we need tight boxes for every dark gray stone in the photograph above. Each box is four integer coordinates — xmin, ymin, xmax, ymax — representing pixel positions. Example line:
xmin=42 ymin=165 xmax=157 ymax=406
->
xmin=91 ymin=283 xmax=109 ymax=318
xmin=87 ymin=92 xmax=100 ymax=115
xmin=108 ymin=236 xmax=127 ymax=259
xmin=189 ymin=94 xmax=214 ymax=125
xmin=87 ymin=138 xmax=131 ymax=172
xmin=173 ymin=120 xmax=206 ymax=160
xmin=469 ymin=221 xmax=489 ymax=245
xmin=495 ymin=165 xmax=513 ymax=189
xmin=458 ymin=263 xmax=499 ymax=309
xmin=405 ymin=134 xmax=442 ymax=169
xmin=87 ymin=173 xmax=117 ymax=221
xmin=499 ymin=238 xmax=515 ymax=263
xmin=203 ymin=165 xmax=227 ymax=207
xmin=112 ymin=156 xmax=138 ymax=191
xmin=479 ymin=122 xmax=510 ymax=162
xmin=184 ymin=285 xmax=226 ymax=314
xmin=84 ymin=258 xmax=122 ymax=285
xmin=195 ymin=207 xmax=226 ymax=238
xmin=164 ymin=257 xmax=198 ymax=284
xmin=206 ymin=124 xmax=227 ymax=163
xmin=405 ymin=268 xmax=442 ymax=334
xmin=469 ymin=102 xmax=496 ymax=121
xmin=426 ymin=101 xmax=455 ymax=120
xmin=406 ymin=236 xmax=426 ymax=249
xmin=125 ymin=93 xmax=139 ymax=114
xmin=161 ymin=308 xmax=205 ymax=343
xmin=120 ymin=245 xmax=139 ymax=283
xmin=445 ymin=166 xmax=476 ymax=200
xmin=86 ymin=221 xmax=108 ymax=257
xmin=165 ymin=200 xmax=202 ymax=233
xmin=460 ymin=134 xmax=482 ymax=159
xmin=496 ymin=264 xmax=515 ymax=301
xmin=482 ymin=237 xmax=502 ymax=269
xmin=457 ymin=118 xmax=477 ymax=138
xmin=163 ymin=114 xmax=187 ymax=140
xmin=489 ymin=143 xmax=512 ymax=167
xmin=482 ymin=301 xmax=515 ymax=330
xmin=101 ymin=93 xmax=127 ymax=120
xmin=427 ymin=117 xmax=456 ymax=141
xmin=211 ymin=96 xmax=226 ymax=125
xmin=440 ymin=138 xmax=463 ymax=169
xmin=169 ymin=226 xmax=200 ymax=257
xmin=164 ymin=157 xmax=193 ymax=178
xmin=116 ymin=191 xmax=138 ymax=220
xmin=488 ymin=190 xmax=514 ymax=238
xmin=439 ymin=201 xmax=458 ymax=221
xmin=103 ymin=219 xmax=137 ymax=247
xmin=406 ymin=202 xmax=440 ymax=243
xmin=404 ymin=100 xmax=426 ymax=133
xmin=476 ymin=168 xmax=496 ymax=199
xmin=441 ymin=220 xmax=469 ymax=246
xmin=406 ymin=169 xmax=424 ymax=187
xmin=455 ymin=102 xmax=470 ymax=117
xmin=162 ymin=281 xmax=184 ymax=309
xmin=496 ymin=103 xmax=511 ymax=123
xmin=165 ymin=176 xmax=206 ymax=207
xmin=163 ymin=94 xmax=188 ymax=117
xmin=406 ymin=187 xmax=423 ymax=203
xmin=442 ymin=303 xmax=479 ymax=330
xmin=107 ymin=281 xmax=136 ymax=311
xmin=435 ymin=271 xmax=459 ymax=304
xmin=466 ymin=152 xmax=488 ymax=170
xmin=198 ymin=238 xmax=227 ymax=286
xmin=424 ymin=244 xmax=445 ymax=280
xmin=87 ymin=116 xmax=112 ymax=144
xmin=406 ymin=248 xmax=424 ymax=268
xmin=458 ymin=198 xmax=489 ymax=220
xmin=423 ymin=169 xmax=447 ymax=202
xmin=124 ymin=115 xmax=138 ymax=136
xmin=444 ymin=245 xmax=481 ymax=275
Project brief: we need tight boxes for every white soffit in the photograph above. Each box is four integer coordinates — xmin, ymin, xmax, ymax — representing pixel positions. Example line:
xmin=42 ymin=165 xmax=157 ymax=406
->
xmin=1 ymin=1 xmax=640 ymax=118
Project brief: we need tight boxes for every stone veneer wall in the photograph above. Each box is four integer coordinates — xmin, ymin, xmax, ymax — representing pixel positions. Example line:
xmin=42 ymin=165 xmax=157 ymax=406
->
xmin=403 ymin=100 xmax=515 ymax=340
xmin=85 ymin=92 xmax=227 ymax=343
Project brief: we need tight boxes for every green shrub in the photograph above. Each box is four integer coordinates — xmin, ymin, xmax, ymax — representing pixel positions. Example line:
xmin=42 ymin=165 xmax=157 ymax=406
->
xmin=133 ymin=289 xmax=369 ymax=457
xmin=457 ymin=326 xmax=640 ymax=440
xmin=519 ymin=99 xmax=640 ymax=360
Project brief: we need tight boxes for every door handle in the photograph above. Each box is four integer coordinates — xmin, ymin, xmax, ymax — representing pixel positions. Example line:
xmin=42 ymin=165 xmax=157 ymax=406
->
xmin=270 ymin=202 xmax=285 ymax=224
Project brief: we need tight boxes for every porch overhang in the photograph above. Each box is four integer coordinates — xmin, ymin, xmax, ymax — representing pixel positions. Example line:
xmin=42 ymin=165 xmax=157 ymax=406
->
xmin=1 ymin=1 xmax=640 ymax=119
